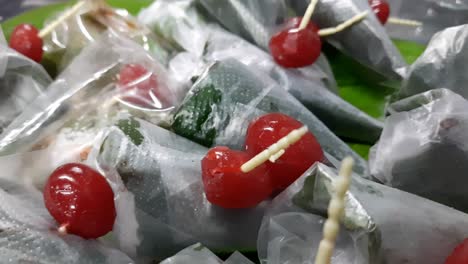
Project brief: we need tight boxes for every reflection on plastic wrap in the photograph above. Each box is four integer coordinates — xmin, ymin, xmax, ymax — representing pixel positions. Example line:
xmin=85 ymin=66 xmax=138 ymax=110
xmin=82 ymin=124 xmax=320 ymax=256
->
xmin=371 ymin=89 xmax=468 ymax=213
xmin=386 ymin=0 xmax=468 ymax=44
xmin=42 ymin=2 xmax=173 ymax=77
xmin=287 ymin=0 xmax=407 ymax=80
xmin=259 ymin=162 xmax=468 ymax=264
xmin=0 ymin=31 xmax=182 ymax=156
xmin=399 ymin=25 xmax=468 ymax=100
xmin=0 ymin=178 xmax=133 ymax=263
xmin=93 ymin=117 xmax=266 ymax=261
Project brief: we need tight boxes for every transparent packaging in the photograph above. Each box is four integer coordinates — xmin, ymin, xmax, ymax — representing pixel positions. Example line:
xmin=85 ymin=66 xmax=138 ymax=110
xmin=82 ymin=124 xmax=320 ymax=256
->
xmin=160 ymin=243 xmax=254 ymax=264
xmin=0 ymin=31 xmax=182 ymax=158
xmin=92 ymin=117 xmax=267 ymax=261
xmin=370 ymin=88 xmax=468 ymax=212
xmin=146 ymin=0 xmax=338 ymax=93
xmin=386 ymin=0 xmax=468 ymax=44
xmin=399 ymin=25 xmax=468 ymax=100
xmin=41 ymin=2 xmax=174 ymax=77
xmin=0 ymin=27 xmax=52 ymax=135
xmin=287 ymin=0 xmax=407 ymax=80
xmin=259 ymin=162 xmax=468 ymax=264
xmin=0 ymin=178 xmax=133 ymax=263
xmin=171 ymin=59 xmax=368 ymax=174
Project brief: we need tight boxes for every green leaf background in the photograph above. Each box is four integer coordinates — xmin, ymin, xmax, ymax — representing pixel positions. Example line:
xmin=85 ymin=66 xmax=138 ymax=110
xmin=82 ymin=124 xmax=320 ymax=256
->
xmin=2 ymin=1 xmax=426 ymax=159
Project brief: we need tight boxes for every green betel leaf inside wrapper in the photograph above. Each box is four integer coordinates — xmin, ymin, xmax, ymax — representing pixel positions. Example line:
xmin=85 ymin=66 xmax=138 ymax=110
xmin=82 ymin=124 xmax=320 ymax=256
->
xmin=116 ymin=118 xmax=144 ymax=146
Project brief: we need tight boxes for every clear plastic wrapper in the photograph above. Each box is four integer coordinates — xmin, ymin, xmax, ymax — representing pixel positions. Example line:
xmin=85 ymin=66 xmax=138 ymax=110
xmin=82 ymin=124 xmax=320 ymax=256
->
xmin=0 ymin=28 xmax=52 ymax=135
xmin=0 ymin=177 xmax=133 ymax=263
xmin=386 ymin=0 xmax=468 ymax=44
xmin=93 ymin=117 xmax=267 ymax=261
xmin=172 ymin=58 xmax=368 ymax=174
xmin=399 ymin=25 xmax=468 ymax=99
xmin=162 ymin=0 xmax=338 ymax=92
xmin=370 ymin=88 xmax=468 ymax=212
xmin=138 ymin=0 xmax=382 ymax=144
xmin=287 ymin=0 xmax=407 ymax=80
xmin=258 ymin=162 xmax=468 ymax=264
xmin=160 ymin=243 xmax=254 ymax=264
xmin=42 ymin=1 xmax=174 ymax=77
xmin=0 ymin=30 xmax=182 ymax=156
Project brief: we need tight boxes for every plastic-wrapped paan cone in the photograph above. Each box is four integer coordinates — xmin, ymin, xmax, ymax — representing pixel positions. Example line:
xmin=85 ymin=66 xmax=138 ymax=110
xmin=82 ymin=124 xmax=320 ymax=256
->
xmin=385 ymin=0 xmax=468 ymax=44
xmin=172 ymin=59 xmax=368 ymax=174
xmin=371 ymin=89 xmax=468 ymax=213
xmin=0 ymin=32 xmax=181 ymax=156
xmin=399 ymin=25 xmax=468 ymax=100
xmin=258 ymin=162 xmax=468 ymax=264
xmin=96 ymin=117 xmax=267 ymax=260
xmin=0 ymin=178 xmax=132 ymax=263
xmin=192 ymin=0 xmax=338 ymax=92
xmin=287 ymin=0 xmax=407 ymax=80
xmin=160 ymin=243 xmax=254 ymax=264
xmin=0 ymin=27 xmax=51 ymax=135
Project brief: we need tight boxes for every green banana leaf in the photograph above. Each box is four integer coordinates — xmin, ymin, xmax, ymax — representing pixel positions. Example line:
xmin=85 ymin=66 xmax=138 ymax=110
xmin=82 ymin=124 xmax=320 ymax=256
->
xmin=1 ymin=1 xmax=426 ymax=159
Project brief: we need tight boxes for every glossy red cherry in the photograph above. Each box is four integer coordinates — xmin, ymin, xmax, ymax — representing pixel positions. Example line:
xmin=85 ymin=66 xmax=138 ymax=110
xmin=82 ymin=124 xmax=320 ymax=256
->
xmin=9 ymin=24 xmax=43 ymax=63
xmin=369 ymin=0 xmax=390 ymax=25
xmin=118 ymin=63 xmax=169 ymax=109
xmin=44 ymin=163 xmax=116 ymax=239
xmin=245 ymin=113 xmax=324 ymax=190
xmin=446 ymin=239 xmax=468 ymax=264
xmin=201 ymin=146 xmax=273 ymax=208
xmin=269 ymin=18 xmax=322 ymax=68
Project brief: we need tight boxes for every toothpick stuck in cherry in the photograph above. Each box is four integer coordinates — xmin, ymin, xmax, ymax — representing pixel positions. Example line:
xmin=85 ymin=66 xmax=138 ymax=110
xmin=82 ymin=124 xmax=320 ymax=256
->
xmin=9 ymin=0 xmax=89 ymax=62
xmin=269 ymin=0 xmax=368 ymax=68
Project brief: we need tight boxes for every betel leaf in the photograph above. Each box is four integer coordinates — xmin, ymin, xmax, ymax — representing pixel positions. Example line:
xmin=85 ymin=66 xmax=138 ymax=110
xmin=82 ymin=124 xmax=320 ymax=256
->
xmin=116 ymin=118 xmax=144 ymax=146
xmin=172 ymin=84 xmax=223 ymax=147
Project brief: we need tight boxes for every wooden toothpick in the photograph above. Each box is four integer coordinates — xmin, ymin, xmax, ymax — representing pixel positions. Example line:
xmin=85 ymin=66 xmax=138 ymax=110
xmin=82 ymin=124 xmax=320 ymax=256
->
xmin=38 ymin=1 xmax=88 ymax=38
xmin=387 ymin=17 xmax=422 ymax=27
xmin=240 ymin=126 xmax=308 ymax=173
xmin=318 ymin=11 xmax=369 ymax=37
xmin=298 ymin=0 xmax=319 ymax=31
xmin=314 ymin=157 xmax=354 ymax=264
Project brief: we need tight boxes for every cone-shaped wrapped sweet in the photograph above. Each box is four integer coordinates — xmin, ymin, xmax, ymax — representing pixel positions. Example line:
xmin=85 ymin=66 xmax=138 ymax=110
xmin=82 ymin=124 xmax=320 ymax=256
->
xmin=0 ymin=178 xmax=132 ymax=263
xmin=287 ymin=0 xmax=407 ymax=80
xmin=259 ymin=162 xmax=468 ymax=264
xmin=0 ymin=31 xmax=182 ymax=156
xmin=370 ymin=89 xmax=468 ymax=213
xmin=171 ymin=59 xmax=368 ymax=174
xmin=171 ymin=0 xmax=338 ymax=92
xmin=94 ymin=117 xmax=267 ymax=260
xmin=41 ymin=1 xmax=173 ymax=77
xmin=0 ymin=27 xmax=51 ymax=135
xmin=386 ymin=0 xmax=468 ymax=44
xmin=399 ymin=25 xmax=468 ymax=99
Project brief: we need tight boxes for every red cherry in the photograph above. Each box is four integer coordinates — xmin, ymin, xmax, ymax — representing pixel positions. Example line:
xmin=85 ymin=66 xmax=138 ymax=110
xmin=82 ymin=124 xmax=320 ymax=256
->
xmin=269 ymin=18 xmax=322 ymax=68
xmin=446 ymin=239 xmax=468 ymax=264
xmin=201 ymin=146 xmax=273 ymax=209
xmin=118 ymin=63 xmax=169 ymax=109
xmin=245 ymin=113 xmax=324 ymax=190
xmin=9 ymin=24 xmax=43 ymax=63
xmin=369 ymin=0 xmax=390 ymax=25
xmin=43 ymin=163 xmax=116 ymax=239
